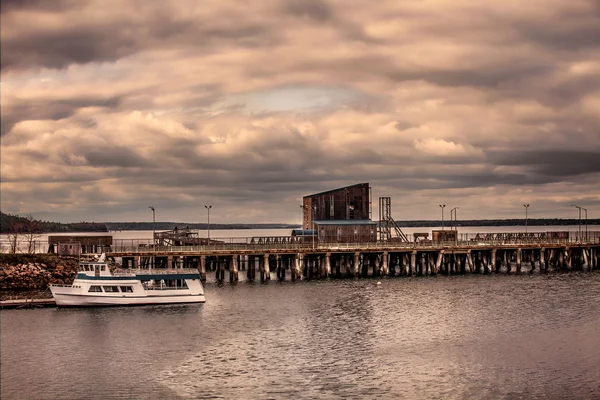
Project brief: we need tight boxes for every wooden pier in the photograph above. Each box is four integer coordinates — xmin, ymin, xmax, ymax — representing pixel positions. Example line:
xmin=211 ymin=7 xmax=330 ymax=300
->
xmin=110 ymin=234 xmax=600 ymax=282
xmin=0 ymin=298 xmax=56 ymax=309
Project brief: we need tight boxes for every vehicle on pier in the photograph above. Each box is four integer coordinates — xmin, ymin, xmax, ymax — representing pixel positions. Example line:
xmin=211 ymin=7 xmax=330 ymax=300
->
xmin=49 ymin=255 xmax=205 ymax=307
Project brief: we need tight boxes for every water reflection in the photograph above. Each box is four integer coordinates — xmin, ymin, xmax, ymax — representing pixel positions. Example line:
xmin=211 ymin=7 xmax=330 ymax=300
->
xmin=2 ymin=273 xmax=600 ymax=399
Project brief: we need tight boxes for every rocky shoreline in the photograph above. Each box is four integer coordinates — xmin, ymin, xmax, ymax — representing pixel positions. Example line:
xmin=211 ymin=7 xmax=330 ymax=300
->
xmin=0 ymin=254 xmax=79 ymax=300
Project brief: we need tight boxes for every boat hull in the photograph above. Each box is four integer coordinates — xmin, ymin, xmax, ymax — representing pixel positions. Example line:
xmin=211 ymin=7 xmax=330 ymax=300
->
xmin=51 ymin=292 xmax=206 ymax=307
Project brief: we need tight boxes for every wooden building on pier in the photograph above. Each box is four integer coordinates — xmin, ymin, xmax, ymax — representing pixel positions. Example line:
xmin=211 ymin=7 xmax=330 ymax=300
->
xmin=302 ymin=183 xmax=371 ymax=230
xmin=48 ymin=235 xmax=112 ymax=255
xmin=314 ymin=220 xmax=377 ymax=243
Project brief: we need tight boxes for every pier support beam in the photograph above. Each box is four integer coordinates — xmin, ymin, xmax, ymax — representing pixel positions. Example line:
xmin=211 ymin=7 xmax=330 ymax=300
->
xmin=353 ymin=253 xmax=360 ymax=277
xmin=465 ymin=251 xmax=473 ymax=274
xmin=261 ymin=254 xmax=270 ymax=282
xmin=216 ymin=258 xmax=225 ymax=281
xmin=382 ymin=251 xmax=389 ymax=276
xmin=323 ymin=253 xmax=331 ymax=278
xmin=491 ymin=249 xmax=497 ymax=273
xmin=428 ymin=253 xmax=435 ymax=275
xmin=293 ymin=254 xmax=302 ymax=281
xmin=434 ymin=251 xmax=444 ymax=275
xmin=582 ymin=249 xmax=590 ymax=271
xmin=558 ymin=250 xmax=565 ymax=270
xmin=539 ymin=248 xmax=546 ymax=273
xmin=565 ymin=249 xmax=572 ymax=270
xmin=410 ymin=251 xmax=417 ymax=276
xmin=248 ymin=256 xmax=256 ymax=281
xmin=200 ymin=255 xmax=207 ymax=281
xmin=230 ymin=256 xmax=239 ymax=282
xmin=516 ymin=249 xmax=522 ymax=273
xmin=503 ymin=251 xmax=510 ymax=273
xmin=276 ymin=255 xmax=286 ymax=280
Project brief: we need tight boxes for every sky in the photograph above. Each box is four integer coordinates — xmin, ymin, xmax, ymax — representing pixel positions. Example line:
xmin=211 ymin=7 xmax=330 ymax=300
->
xmin=1 ymin=0 xmax=600 ymax=224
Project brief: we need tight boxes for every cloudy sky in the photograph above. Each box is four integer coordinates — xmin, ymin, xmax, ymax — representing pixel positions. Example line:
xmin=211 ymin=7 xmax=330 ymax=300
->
xmin=2 ymin=0 xmax=600 ymax=224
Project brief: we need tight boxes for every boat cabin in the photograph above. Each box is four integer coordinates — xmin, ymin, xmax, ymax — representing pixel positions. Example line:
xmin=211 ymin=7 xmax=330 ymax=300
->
xmin=79 ymin=262 xmax=112 ymax=277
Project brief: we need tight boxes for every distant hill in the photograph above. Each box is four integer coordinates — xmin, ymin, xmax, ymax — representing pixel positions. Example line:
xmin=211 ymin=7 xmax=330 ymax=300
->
xmin=397 ymin=218 xmax=600 ymax=228
xmin=104 ymin=222 xmax=301 ymax=231
xmin=0 ymin=212 xmax=108 ymax=233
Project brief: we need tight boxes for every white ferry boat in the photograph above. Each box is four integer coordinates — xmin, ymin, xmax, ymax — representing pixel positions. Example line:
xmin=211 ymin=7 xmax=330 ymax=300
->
xmin=49 ymin=255 xmax=206 ymax=307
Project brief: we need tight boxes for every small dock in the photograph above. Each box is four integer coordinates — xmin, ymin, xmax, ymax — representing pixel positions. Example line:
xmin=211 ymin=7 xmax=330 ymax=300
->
xmin=0 ymin=298 xmax=56 ymax=309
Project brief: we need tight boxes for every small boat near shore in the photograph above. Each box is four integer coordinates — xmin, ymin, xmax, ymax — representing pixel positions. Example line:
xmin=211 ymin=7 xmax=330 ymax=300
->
xmin=49 ymin=255 xmax=205 ymax=307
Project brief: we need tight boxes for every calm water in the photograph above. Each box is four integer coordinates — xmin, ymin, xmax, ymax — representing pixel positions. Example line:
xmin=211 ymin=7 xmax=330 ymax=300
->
xmin=2 ymin=273 xmax=600 ymax=399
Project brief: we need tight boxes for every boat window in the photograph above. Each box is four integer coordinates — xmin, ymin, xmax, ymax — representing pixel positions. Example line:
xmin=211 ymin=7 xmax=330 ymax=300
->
xmin=101 ymin=265 xmax=105 ymax=271
xmin=120 ymin=286 xmax=133 ymax=293
xmin=103 ymin=286 xmax=119 ymax=293
xmin=89 ymin=286 xmax=103 ymax=292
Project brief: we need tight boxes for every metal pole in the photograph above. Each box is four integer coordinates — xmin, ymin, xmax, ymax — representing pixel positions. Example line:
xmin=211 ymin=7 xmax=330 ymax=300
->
xmin=570 ymin=204 xmax=582 ymax=241
xmin=439 ymin=204 xmax=445 ymax=230
xmin=149 ymin=206 xmax=155 ymax=269
xmin=523 ymin=204 xmax=529 ymax=234
xmin=579 ymin=207 xmax=581 ymax=241
xmin=205 ymin=205 xmax=212 ymax=241
xmin=312 ymin=206 xmax=316 ymax=250
xmin=451 ymin=207 xmax=458 ymax=231
xmin=583 ymin=207 xmax=588 ymax=241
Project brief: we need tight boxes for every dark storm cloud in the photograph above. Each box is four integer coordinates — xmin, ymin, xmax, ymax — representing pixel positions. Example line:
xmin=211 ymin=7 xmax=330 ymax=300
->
xmin=1 ymin=3 xmax=271 ymax=71
xmin=0 ymin=0 xmax=76 ymax=12
xmin=283 ymin=0 xmax=334 ymax=22
xmin=493 ymin=151 xmax=600 ymax=178
xmin=1 ymin=96 xmax=121 ymax=136
xmin=83 ymin=147 xmax=150 ymax=168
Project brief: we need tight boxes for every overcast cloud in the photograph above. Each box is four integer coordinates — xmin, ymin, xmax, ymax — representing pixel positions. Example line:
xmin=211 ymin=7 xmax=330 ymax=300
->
xmin=1 ymin=0 xmax=600 ymax=223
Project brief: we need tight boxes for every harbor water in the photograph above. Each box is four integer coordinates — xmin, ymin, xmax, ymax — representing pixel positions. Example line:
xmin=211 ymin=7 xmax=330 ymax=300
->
xmin=2 ymin=272 xmax=600 ymax=399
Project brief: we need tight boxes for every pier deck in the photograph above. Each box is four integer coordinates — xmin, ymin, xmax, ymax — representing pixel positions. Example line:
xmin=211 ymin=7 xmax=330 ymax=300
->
xmin=109 ymin=236 xmax=600 ymax=282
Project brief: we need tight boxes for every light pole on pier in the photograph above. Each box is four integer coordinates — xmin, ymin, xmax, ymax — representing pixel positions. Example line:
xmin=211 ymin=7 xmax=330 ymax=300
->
xmin=523 ymin=204 xmax=529 ymax=234
xmin=149 ymin=206 xmax=155 ymax=269
xmin=582 ymin=207 xmax=588 ymax=241
xmin=450 ymin=207 xmax=459 ymax=231
xmin=205 ymin=205 xmax=212 ymax=241
xmin=570 ymin=204 xmax=582 ymax=241
xmin=439 ymin=204 xmax=446 ymax=230
xmin=312 ymin=205 xmax=316 ymax=250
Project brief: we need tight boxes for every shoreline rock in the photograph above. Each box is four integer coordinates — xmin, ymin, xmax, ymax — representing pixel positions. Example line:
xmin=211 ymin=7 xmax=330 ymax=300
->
xmin=0 ymin=254 xmax=79 ymax=300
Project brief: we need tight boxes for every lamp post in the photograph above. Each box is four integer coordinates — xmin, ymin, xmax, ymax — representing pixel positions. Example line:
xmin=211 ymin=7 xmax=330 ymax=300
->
xmin=205 ymin=205 xmax=212 ymax=241
xmin=570 ymin=204 xmax=582 ymax=241
xmin=149 ymin=206 xmax=155 ymax=269
xmin=582 ymin=207 xmax=588 ymax=241
xmin=523 ymin=204 xmax=529 ymax=234
xmin=439 ymin=204 xmax=446 ymax=230
xmin=450 ymin=207 xmax=459 ymax=231
xmin=312 ymin=205 xmax=316 ymax=250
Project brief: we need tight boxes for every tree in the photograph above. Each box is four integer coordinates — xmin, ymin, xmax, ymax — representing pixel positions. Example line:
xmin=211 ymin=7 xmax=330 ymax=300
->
xmin=23 ymin=214 xmax=42 ymax=254
xmin=6 ymin=220 xmax=23 ymax=254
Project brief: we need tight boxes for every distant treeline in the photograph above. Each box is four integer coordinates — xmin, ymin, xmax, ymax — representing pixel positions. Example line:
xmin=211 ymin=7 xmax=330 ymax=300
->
xmin=399 ymin=218 xmax=600 ymax=227
xmin=0 ymin=212 xmax=108 ymax=233
xmin=104 ymin=222 xmax=301 ymax=231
